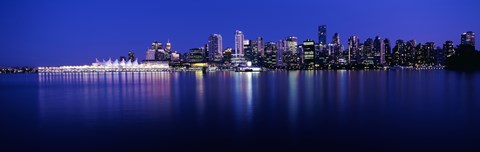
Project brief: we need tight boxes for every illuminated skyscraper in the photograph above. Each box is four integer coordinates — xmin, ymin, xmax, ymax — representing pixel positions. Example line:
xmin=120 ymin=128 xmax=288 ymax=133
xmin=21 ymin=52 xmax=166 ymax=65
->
xmin=318 ymin=25 xmax=327 ymax=46
xmin=257 ymin=37 xmax=265 ymax=57
xmin=374 ymin=36 xmax=385 ymax=65
xmin=461 ymin=31 xmax=475 ymax=47
xmin=208 ymin=34 xmax=222 ymax=62
xmin=348 ymin=36 xmax=360 ymax=64
xmin=444 ymin=41 xmax=455 ymax=58
xmin=235 ymin=30 xmax=245 ymax=56
xmin=286 ymin=36 xmax=298 ymax=54
xmin=303 ymin=39 xmax=316 ymax=67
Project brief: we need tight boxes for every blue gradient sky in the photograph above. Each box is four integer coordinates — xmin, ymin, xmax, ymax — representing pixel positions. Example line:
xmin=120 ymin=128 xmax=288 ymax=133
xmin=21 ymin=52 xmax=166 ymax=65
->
xmin=0 ymin=0 xmax=479 ymax=66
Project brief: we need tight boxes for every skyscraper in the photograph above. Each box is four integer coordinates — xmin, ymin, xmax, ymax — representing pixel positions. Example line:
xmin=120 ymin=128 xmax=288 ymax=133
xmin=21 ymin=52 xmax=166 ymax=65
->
xmin=348 ymin=36 xmax=359 ymax=64
xmin=425 ymin=42 xmax=435 ymax=66
xmin=235 ymin=30 xmax=245 ymax=56
xmin=461 ymin=31 xmax=475 ymax=47
xmin=257 ymin=37 xmax=265 ymax=57
xmin=286 ymin=36 xmax=298 ymax=54
xmin=303 ymin=39 xmax=316 ymax=67
xmin=384 ymin=39 xmax=392 ymax=65
xmin=208 ymin=34 xmax=222 ymax=62
xmin=444 ymin=41 xmax=455 ymax=58
xmin=374 ymin=36 xmax=385 ymax=65
xmin=318 ymin=25 xmax=327 ymax=46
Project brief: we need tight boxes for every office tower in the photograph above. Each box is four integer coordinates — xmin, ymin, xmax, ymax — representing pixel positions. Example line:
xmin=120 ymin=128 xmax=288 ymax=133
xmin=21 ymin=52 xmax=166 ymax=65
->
xmin=208 ymin=34 xmax=223 ymax=62
xmin=330 ymin=33 xmax=343 ymax=62
xmin=444 ymin=41 xmax=455 ymax=58
xmin=303 ymin=39 xmax=316 ymax=67
xmin=384 ymin=39 xmax=392 ymax=65
xmin=318 ymin=25 xmax=327 ymax=46
xmin=265 ymin=42 xmax=277 ymax=67
xmin=415 ymin=43 xmax=425 ymax=65
xmin=374 ymin=36 xmax=385 ymax=65
xmin=392 ymin=40 xmax=405 ymax=65
xmin=348 ymin=36 xmax=360 ymax=64
xmin=425 ymin=42 xmax=435 ymax=66
xmin=406 ymin=40 xmax=416 ymax=66
xmin=235 ymin=30 xmax=245 ymax=56
xmin=461 ymin=31 xmax=475 ymax=47
xmin=244 ymin=40 xmax=253 ymax=62
xmin=434 ymin=46 xmax=445 ymax=66
xmin=223 ymin=48 xmax=233 ymax=63
xmin=128 ymin=51 xmax=135 ymax=62
xmin=363 ymin=38 xmax=374 ymax=58
xmin=276 ymin=40 xmax=287 ymax=66
xmin=332 ymin=33 xmax=340 ymax=45
xmin=286 ymin=36 xmax=298 ymax=54
xmin=251 ymin=40 xmax=260 ymax=65
xmin=257 ymin=37 xmax=265 ymax=57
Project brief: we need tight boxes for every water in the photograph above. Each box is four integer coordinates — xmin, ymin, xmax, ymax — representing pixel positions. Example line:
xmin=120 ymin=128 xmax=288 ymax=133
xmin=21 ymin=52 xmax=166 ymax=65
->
xmin=1 ymin=71 xmax=480 ymax=151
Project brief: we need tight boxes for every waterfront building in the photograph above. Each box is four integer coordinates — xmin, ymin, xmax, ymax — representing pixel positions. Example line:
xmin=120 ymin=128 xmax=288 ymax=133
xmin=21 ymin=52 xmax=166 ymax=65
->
xmin=188 ymin=48 xmax=205 ymax=63
xmin=286 ymin=36 xmax=298 ymax=54
xmin=444 ymin=41 xmax=455 ymax=58
xmin=374 ymin=36 xmax=385 ymax=65
xmin=265 ymin=42 xmax=277 ymax=68
xmin=348 ymin=36 xmax=360 ymax=64
xmin=208 ymin=34 xmax=223 ymax=62
xmin=303 ymin=39 xmax=316 ymax=68
xmin=384 ymin=39 xmax=392 ymax=66
xmin=424 ymin=42 xmax=436 ymax=66
xmin=235 ymin=30 xmax=245 ymax=56
xmin=461 ymin=31 xmax=475 ymax=47
xmin=244 ymin=40 xmax=254 ymax=62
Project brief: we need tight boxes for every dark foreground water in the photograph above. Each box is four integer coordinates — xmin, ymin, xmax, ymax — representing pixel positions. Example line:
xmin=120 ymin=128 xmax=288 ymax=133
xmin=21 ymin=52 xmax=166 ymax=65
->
xmin=1 ymin=70 xmax=480 ymax=151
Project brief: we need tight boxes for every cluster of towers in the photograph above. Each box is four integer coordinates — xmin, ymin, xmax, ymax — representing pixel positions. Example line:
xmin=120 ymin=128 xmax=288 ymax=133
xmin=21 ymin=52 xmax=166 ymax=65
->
xmin=141 ymin=27 xmax=475 ymax=70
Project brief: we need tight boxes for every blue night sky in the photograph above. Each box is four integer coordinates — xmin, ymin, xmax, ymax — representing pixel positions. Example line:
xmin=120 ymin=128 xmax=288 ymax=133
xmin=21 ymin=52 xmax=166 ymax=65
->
xmin=0 ymin=0 xmax=479 ymax=66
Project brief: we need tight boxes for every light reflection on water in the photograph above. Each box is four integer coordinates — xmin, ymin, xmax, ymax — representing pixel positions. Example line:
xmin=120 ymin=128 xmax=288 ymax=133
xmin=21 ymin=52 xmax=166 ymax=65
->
xmin=30 ymin=71 xmax=480 ymax=150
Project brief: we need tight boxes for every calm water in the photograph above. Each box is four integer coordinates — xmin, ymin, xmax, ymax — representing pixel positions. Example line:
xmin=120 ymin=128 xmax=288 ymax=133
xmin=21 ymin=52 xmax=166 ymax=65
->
xmin=1 ymin=71 xmax=480 ymax=151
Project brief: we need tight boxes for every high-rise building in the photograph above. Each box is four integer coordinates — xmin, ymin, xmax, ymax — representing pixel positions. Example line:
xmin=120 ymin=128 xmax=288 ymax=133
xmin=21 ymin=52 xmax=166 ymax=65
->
xmin=405 ymin=40 xmax=417 ymax=66
xmin=384 ymin=39 xmax=392 ymax=65
xmin=208 ymin=34 xmax=222 ymax=62
xmin=332 ymin=33 xmax=340 ymax=45
xmin=444 ymin=41 xmax=455 ymax=58
xmin=374 ymin=36 xmax=386 ymax=65
xmin=318 ymin=25 xmax=327 ymax=46
xmin=244 ymin=40 xmax=253 ymax=62
xmin=425 ymin=42 xmax=435 ymax=66
xmin=330 ymin=33 xmax=343 ymax=62
xmin=348 ymin=36 xmax=360 ymax=64
xmin=257 ymin=37 xmax=265 ymax=57
xmin=276 ymin=40 xmax=286 ymax=66
xmin=303 ymin=39 xmax=316 ymax=67
xmin=286 ymin=36 xmax=298 ymax=54
xmin=265 ymin=42 xmax=277 ymax=67
xmin=393 ymin=40 xmax=405 ymax=65
xmin=461 ymin=31 xmax=475 ymax=47
xmin=235 ymin=30 xmax=245 ymax=56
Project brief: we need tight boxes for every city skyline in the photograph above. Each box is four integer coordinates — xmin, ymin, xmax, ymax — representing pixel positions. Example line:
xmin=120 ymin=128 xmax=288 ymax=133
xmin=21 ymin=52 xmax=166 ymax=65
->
xmin=1 ymin=0 xmax=479 ymax=66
